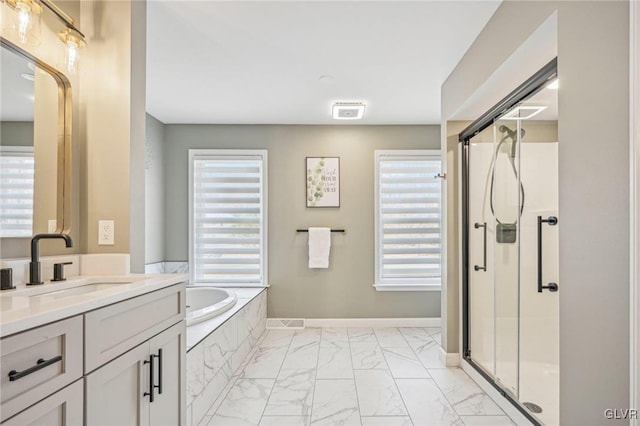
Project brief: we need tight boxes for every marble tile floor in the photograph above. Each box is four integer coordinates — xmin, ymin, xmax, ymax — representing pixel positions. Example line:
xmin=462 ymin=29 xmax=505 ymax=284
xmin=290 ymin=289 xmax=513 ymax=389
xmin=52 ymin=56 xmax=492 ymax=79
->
xmin=201 ymin=327 xmax=515 ymax=426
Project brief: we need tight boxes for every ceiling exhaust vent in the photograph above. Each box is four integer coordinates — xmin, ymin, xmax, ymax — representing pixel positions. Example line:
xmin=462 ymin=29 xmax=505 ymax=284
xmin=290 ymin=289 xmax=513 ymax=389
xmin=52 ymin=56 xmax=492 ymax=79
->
xmin=332 ymin=102 xmax=366 ymax=120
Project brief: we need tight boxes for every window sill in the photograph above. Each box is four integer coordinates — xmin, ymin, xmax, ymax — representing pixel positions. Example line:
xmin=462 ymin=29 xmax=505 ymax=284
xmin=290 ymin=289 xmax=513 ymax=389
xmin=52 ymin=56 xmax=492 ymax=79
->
xmin=373 ymin=284 xmax=442 ymax=292
xmin=190 ymin=283 xmax=270 ymax=288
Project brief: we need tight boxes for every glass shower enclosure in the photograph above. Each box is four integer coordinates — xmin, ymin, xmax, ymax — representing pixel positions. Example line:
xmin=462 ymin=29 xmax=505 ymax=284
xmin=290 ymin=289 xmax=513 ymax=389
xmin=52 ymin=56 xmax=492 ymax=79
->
xmin=461 ymin=59 xmax=559 ymax=426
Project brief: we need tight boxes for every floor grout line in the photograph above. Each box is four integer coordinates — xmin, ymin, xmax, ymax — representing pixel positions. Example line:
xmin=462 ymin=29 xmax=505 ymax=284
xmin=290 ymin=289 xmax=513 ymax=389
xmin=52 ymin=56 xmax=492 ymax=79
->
xmin=258 ymin=329 xmax=297 ymax=425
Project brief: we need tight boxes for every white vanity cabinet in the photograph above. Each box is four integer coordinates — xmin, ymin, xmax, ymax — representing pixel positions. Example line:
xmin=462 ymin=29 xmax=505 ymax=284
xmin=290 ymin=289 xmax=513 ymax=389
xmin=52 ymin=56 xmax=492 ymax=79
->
xmin=85 ymin=320 xmax=185 ymax=426
xmin=0 ymin=280 xmax=186 ymax=426
xmin=0 ymin=316 xmax=83 ymax=423
xmin=2 ymin=380 xmax=84 ymax=426
xmin=84 ymin=283 xmax=186 ymax=426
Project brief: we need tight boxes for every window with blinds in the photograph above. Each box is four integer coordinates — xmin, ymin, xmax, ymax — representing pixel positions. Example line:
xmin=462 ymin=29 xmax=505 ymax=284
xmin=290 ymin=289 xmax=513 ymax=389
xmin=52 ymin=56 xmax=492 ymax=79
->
xmin=374 ymin=150 xmax=442 ymax=290
xmin=0 ymin=147 xmax=34 ymax=238
xmin=189 ymin=150 xmax=267 ymax=286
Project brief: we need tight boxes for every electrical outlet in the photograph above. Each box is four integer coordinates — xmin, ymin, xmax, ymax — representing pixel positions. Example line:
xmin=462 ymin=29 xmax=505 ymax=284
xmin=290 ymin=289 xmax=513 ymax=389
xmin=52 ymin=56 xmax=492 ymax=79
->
xmin=48 ymin=220 xmax=57 ymax=233
xmin=98 ymin=220 xmax=115 ymax=245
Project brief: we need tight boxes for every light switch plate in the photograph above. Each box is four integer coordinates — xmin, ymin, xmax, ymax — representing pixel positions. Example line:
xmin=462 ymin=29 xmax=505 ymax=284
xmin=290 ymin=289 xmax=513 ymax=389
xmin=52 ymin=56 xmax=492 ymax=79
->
xmin=98 ymin=220 xmax=115 ymax=245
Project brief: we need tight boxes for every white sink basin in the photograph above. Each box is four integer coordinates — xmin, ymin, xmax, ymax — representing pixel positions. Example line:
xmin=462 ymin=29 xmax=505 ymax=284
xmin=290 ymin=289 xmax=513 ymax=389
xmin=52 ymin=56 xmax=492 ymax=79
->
xmin=29 ymin=283 xmax=127 ymax=301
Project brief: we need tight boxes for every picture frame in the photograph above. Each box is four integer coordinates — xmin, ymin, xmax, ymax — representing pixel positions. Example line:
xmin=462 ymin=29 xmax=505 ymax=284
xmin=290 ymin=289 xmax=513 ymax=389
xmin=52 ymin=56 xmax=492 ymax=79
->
xmin=306 ymin=157 xmax=340 ymax=207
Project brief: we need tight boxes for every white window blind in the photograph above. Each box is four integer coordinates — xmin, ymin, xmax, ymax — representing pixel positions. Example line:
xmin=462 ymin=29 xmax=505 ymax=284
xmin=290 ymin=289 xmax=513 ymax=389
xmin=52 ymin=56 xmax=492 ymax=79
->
xmin=189 ymin=150 xmax=267 ymax=286
xmin=375 ymin=150 xmax=442 ymax=290
xmin=0 ymin=147 xmax=34 ymax=238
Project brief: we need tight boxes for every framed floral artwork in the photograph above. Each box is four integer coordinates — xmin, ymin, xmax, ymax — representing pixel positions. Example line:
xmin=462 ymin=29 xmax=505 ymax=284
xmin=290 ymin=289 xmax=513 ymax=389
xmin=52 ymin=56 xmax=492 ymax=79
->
xmin=306 ymin=157 xmax=340 ymax=207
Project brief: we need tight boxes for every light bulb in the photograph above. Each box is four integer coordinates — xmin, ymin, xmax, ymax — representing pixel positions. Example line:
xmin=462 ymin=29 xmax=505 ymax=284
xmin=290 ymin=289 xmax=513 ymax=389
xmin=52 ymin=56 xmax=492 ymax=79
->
xmin=9 ymin=0 xmax=41 ymax=46
xmin=58 ymin=27 xmax=86 ymax=75
xmin=65 ymin=40 xmax=79 ymax=74
xmin=16 ymin=1 xmax=31 ymax=44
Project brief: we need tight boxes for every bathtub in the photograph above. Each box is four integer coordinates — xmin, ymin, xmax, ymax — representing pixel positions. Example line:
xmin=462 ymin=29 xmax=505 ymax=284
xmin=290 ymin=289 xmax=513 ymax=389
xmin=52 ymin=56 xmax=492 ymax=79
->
xmin=186 ymin=287 xmax=238 ymax=326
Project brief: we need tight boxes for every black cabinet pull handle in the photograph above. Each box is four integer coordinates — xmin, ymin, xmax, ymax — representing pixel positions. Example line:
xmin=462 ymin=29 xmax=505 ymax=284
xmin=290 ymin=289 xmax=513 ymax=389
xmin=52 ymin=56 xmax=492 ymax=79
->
xmin=538 ymin=216 xmax=559 ymax=292
xmin=156 ymin=349 xmax=163 ymax=395
xmin=143 ymin=354 xmax=155 ymax=402
xmin=474 ymin=222 xmax=487 ymax=272
xmin=8 ymin=355 xmax=63 ymax=381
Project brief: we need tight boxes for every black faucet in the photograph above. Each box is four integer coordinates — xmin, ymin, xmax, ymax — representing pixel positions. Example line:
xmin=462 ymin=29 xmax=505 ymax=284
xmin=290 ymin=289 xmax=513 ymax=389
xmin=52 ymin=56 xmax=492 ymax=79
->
xmin=28 ymin=234 xmax=73 ymax=286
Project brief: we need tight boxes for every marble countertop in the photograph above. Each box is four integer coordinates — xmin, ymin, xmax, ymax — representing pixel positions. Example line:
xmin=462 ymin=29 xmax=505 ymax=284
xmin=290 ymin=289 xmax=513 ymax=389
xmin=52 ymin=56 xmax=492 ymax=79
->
xmin=0 ymin=273 xmax=188 ymax=338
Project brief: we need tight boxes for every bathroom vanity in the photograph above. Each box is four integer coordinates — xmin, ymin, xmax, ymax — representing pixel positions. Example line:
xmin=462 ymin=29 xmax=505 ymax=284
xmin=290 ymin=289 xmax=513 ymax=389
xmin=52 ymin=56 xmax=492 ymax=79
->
xmin=0 ymin=274 xmax=187 ymax=425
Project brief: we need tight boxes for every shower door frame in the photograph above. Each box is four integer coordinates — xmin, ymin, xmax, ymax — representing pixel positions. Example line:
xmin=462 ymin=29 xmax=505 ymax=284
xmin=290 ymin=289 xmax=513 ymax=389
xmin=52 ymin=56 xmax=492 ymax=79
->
xmin=459 ymin=58 xmax=557 ymax=426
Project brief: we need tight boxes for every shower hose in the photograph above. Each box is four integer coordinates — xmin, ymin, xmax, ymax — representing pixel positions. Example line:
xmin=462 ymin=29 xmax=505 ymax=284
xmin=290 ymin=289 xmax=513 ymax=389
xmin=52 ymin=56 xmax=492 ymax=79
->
xmin=489 ymin=125 xmax=526 ymax=225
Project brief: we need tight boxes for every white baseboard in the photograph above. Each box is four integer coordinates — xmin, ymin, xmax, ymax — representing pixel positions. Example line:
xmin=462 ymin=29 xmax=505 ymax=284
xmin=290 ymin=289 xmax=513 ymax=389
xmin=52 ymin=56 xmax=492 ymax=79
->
xmin=461 ymin=360 xmax=534 ymax=426
xmin=301 ymin=318 xmax=441 ymax=328
xmin=438 ymin=346 xmax=460 ymax=367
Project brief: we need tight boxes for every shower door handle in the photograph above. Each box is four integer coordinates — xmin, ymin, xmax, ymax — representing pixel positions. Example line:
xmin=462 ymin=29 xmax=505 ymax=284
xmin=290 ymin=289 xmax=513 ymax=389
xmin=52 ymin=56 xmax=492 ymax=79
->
xmin=537 ymin=216 xmax=559 ymax=292
xmin=474 ymin=222 xmax=487 ymax=272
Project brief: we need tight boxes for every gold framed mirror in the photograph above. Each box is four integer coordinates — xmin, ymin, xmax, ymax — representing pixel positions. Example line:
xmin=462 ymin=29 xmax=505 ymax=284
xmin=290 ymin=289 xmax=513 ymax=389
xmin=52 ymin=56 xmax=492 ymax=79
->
xmin=0 ymin=36 xmax=72 ymax=238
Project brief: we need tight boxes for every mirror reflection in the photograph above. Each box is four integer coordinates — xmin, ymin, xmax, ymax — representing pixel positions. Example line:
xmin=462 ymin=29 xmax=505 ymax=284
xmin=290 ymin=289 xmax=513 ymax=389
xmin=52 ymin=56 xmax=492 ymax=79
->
xmin=0 ymin=44 xmax=59 ymax=238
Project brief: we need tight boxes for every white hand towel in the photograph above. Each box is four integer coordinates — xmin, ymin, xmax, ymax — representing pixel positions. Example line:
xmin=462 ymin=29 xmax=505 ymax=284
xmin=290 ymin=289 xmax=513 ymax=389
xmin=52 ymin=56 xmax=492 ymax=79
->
xmin=308 ymin=227 xmax=331 ymax=268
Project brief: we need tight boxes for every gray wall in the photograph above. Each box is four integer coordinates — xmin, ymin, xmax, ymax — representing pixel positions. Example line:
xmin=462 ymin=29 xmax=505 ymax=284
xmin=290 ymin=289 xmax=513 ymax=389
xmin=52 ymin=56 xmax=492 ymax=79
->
xmin=145 ymin=114 xmax=164 ymax=264
xmin=442 ymin=2 xmax=629 ymax=424
xmin=164 ymin=124 xmax=441 ymax=318
xmin=0 ymin=122 xmax=34 ymax=147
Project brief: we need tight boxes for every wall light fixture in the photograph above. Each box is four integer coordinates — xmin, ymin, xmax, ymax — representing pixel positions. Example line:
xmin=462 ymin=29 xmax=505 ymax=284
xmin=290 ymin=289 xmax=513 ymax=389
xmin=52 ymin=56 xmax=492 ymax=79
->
xmin=4 ymin=0 xmax=42 ymax=45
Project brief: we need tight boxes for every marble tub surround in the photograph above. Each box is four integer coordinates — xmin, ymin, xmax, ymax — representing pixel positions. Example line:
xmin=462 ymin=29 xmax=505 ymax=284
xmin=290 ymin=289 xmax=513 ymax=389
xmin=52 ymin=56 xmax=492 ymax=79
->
xmin=196 ymin=326 xmax=517 ymax=426
xmin=186 ymin=289 xmax=267 ymax=424
xmin=0 ymin=253 xmax=131 ymax=287
xmin=0 ymin=273 xmax=187 ymax=337
xmin=145 ymin=261 xmax=189 ymax=274
xmin=187 ymin=288 xmax=266 ymax=350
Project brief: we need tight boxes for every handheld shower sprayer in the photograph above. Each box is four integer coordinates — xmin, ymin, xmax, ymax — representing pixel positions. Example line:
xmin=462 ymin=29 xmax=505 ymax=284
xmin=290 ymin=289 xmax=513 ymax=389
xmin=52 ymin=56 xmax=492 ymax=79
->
xmin=489 ymin=125 xmax=526 ymax=243
xmin=498 ymin=125 xmax=525 ymax=159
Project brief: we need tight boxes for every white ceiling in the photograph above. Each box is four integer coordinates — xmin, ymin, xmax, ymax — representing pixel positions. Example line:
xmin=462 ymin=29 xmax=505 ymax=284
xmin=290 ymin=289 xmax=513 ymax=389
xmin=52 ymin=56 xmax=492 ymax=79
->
xmin=146 ymin=1 xmax=502 ymax=125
